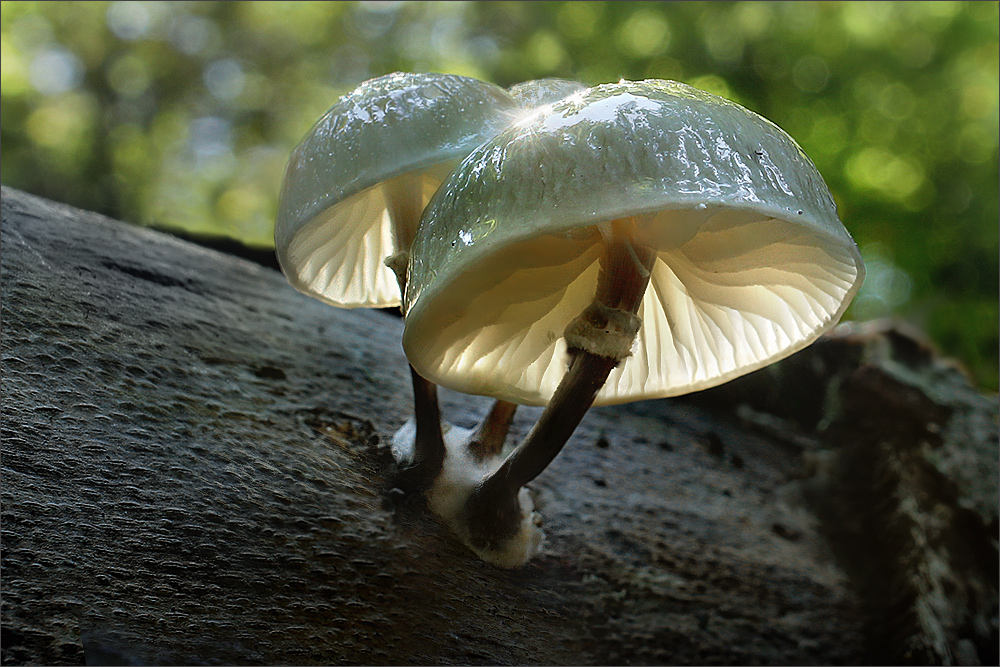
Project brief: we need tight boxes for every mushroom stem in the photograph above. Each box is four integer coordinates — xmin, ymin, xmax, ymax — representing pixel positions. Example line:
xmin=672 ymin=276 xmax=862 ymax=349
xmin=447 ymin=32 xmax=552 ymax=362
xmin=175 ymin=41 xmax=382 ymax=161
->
xmin=463 ymin=220 xmax=657 ymax=550
xmin=384 ymin=171 xmax=425 ymax=252
xmin=395 ymin=365 xmax=447 ymax=492
xmin=461 ymin=349 xmax=622 ymax=551
xmin=467 ymin=400 xmax=519 ymax=462
xmin=390 ymin=261 xmax=444 ymax=488
xmin=385 ymin=242 xmax=446 ymax=491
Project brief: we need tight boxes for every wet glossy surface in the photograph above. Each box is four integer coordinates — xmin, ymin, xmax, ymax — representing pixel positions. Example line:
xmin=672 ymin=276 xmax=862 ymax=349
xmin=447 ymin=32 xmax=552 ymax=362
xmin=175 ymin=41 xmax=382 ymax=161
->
xmin=275 ymin=72 xmax=520 ymax=308
xmin=403 ymin=79 xmax=864 ymax=406
xmin=507 ymin=77 xmax=588 ymax=109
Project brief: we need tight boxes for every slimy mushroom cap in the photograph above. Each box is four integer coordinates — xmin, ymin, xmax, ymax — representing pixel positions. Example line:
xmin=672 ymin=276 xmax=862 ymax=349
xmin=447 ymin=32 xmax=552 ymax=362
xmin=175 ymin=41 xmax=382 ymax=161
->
xmin=507 ymin=78 xmax=589 ymax=108
xmin=403 ymin=79 xmax=865 ymax=406
xmin=275 ymin=72 xmax=519 ymax=308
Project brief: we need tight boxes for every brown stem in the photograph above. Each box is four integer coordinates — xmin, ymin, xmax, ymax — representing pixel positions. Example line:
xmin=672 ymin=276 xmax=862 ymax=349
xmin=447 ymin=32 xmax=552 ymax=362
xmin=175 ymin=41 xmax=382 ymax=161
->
xmin=467 ymin=400 xmax=519 ymax=462
xmin=395 ymin=365 xmax=446 ymax=492
xmin=387 ymin=235 xmax=445 ymax=492
xmin=471 ymin=352 xmax=620 ymax=544
xmin=463 ymin=221 xmax=657 ymax=550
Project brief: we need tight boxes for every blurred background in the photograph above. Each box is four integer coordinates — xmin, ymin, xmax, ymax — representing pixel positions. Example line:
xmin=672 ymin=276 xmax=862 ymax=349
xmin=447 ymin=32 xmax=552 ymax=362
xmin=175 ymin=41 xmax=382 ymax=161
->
xmin=2 ymin=1 xmax=997 ymax=390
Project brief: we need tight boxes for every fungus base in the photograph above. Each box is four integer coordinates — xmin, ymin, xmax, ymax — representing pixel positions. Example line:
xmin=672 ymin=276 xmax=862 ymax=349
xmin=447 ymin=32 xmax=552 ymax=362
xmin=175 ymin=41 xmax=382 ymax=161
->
xmin=393 ymin=418 xmax=545 ymax=568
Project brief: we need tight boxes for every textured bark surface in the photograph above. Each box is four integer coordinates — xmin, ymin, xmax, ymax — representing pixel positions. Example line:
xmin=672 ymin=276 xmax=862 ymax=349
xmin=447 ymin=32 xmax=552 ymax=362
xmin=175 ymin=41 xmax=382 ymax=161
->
xmin=2 ymin=187 xmax=996 ymax=666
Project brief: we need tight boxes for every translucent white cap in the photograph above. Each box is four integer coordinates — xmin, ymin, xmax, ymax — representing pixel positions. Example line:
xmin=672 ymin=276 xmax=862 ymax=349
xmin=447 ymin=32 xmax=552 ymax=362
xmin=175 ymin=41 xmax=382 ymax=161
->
xmin=403 ymin=80 xmax=865 ymax=407
xmin=507 ymin=78 xmax=588 ymax=108
xmin=275 ymin=72 xmax=519 ymax=308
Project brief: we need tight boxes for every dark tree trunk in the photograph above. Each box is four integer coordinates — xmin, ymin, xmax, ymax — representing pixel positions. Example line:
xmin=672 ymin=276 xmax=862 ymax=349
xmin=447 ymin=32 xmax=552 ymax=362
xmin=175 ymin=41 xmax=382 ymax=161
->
xmin=2 ymin=187 xmax=996 ymax=666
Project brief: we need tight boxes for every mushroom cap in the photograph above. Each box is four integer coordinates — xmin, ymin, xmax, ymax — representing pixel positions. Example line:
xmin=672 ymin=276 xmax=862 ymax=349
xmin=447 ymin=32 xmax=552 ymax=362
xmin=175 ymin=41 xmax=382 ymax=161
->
xmin=402 ymin=79 xmax=865 ymax=407
xmin=507 ymin=78 xmax=589 ymax=108
xmin=275 ymin=72 xmax=519 ymax=308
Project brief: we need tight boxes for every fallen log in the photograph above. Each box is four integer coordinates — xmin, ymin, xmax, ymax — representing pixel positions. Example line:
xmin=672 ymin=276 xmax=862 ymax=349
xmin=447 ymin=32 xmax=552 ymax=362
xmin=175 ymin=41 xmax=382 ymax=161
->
xmin=2 ymin=187 xmax=995 ymax=665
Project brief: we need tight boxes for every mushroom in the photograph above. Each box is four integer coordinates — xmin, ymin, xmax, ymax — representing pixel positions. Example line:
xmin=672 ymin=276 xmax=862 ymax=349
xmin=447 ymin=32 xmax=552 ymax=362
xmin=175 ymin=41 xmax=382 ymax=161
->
xmin=275 ymin=71 xmax=519 ymax=306
xmin=275 ymin=72 xmax=520 ymax=489
xmin=401 ymin=79 xmax=865 ymax=566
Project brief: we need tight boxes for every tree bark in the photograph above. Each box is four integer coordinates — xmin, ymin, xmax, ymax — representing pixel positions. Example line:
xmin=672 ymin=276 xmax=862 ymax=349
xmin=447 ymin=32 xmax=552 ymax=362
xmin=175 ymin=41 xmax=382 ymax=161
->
xmin=2 ymin=187 xmax=996 ymax=666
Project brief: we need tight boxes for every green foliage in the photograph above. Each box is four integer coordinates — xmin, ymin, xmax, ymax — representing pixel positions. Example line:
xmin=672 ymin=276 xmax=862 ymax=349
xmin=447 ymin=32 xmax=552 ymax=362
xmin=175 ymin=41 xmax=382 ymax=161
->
xmin=2 ymin=1 xmax=997 ymax=389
